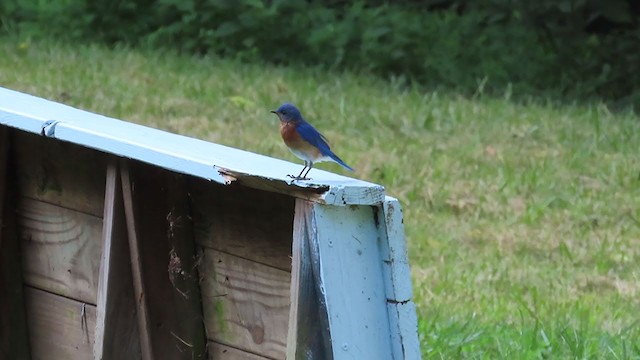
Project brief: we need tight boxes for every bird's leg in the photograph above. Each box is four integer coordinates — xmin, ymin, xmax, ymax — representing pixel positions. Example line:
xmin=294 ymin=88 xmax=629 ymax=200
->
xmin=301 ymin=162 xmax=313 ymax=179
xmin=295 ymin=164 xmax=307 ymax=179
xmin=287 ymin=161 xmax=313 ymax=180
xmin=288 ymin=161 xmax=309 ymax=180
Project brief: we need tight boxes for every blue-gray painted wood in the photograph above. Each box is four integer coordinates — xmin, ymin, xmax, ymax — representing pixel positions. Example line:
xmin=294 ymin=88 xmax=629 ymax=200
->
xmin=379 ymin=197 xmax=421 ymax=360
xmin=312 ymin=203 xmax=395 ymax=359
xmin=0 ymin=87 xmax=384 ymax=206
xmin=296 ymin=199 xmax=421 ymax=360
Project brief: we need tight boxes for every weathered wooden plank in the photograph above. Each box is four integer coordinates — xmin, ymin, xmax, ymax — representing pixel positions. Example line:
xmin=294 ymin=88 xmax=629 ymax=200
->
xmin=121 ymin=162 xmax=155 ymax=360
xmin=25 ymin=286 xmax=97 ymax=360
xmin=190 ymin=177 xmax=294 ymax=272
xmin=379 ymin=199 xmax=413 ymax=302
xmin=121 ymin=160 xmax=207 ymax=360
xmin=13 ymin=130 xmax=107 ymax=217
xmin=286 ymin=200 xmax=332 ymax=360
xmin=18 ymin=197 xmax=103 ymax=304
xmin=308 ymin=202 xmax=395 ymax=359
xmin=0 ymin=126 xmax=31 ymax=359
xmin=378 ymin=197 xmax=421 ymax=360
xmin=208 ymin=342 xmax=272 ymax=360
xmin=200 ymin=248 xmax=290 ymax=359
xmin=94 ymin=161 xmax=142 ymax=360
xmin=217 ymin=169 xmax=387 ymax=206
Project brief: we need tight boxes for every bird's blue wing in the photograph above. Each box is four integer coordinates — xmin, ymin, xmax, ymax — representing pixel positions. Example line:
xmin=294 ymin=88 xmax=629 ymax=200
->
xmin=295 ymin=121 xmax=332 ymax=155
xmin=295 ymin=120 xmax=354 ymax=171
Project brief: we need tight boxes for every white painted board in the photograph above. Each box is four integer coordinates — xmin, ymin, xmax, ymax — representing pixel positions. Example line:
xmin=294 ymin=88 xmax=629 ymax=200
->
xmin=0 ymin=87 xmax=384 ymax=205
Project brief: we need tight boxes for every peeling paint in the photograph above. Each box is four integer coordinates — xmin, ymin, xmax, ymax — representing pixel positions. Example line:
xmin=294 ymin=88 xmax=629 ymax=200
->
xmin=217 ymin=168 xmax=237 ymax=185
xmin=40 ymin=119 xmax=61 ymax=137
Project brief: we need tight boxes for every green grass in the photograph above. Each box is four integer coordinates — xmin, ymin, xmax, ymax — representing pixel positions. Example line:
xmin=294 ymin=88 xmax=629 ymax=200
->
xmin=2 ymin=38 xmax=639 ymax=359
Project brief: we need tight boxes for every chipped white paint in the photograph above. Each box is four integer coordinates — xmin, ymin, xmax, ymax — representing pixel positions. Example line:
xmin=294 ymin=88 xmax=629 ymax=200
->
xmin=0 ymin=87 xmax=384 ymax=206
xmin=379 ymin=197 xmax=421 ymax=360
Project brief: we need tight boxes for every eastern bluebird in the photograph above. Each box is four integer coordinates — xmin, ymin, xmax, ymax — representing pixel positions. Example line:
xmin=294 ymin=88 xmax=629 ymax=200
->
xmin=271 ymin=103 xmax=354 ymax=180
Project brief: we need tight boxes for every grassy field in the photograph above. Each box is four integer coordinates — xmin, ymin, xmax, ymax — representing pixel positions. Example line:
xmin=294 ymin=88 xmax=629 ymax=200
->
xmin=2 ymin=38 xmax=639 ymax=358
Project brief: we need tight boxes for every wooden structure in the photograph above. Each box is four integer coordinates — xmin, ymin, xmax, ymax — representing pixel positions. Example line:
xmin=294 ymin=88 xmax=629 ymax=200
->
xmin=0 ymin=87 xmax=420 ymax=360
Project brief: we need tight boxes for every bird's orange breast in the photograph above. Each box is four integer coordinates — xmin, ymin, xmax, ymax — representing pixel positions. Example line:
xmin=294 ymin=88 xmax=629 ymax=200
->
xmin=280 ymin=121 xmax=300 ymax=146
xmin=280 ymin=122 xmax=322 ymax=161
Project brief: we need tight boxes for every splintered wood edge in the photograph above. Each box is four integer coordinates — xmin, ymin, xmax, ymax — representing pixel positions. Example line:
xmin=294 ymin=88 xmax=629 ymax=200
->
xmin=217 ymin=169 xmax=385 ymax=206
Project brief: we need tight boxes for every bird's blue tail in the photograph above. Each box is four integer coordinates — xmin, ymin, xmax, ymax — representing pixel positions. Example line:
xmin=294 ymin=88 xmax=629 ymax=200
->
xmin=328 ymin=152 xmax=354 ymax=172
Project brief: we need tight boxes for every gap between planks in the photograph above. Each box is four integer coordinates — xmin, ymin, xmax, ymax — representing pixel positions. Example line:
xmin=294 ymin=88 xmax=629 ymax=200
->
xmin=197 ymin=245 xmax=292 ymax=274
xmin=22 ymin=284 xmax=97 ymax=306
xmin=24 ymin=285 xmax=97 ymax=360
xmin=18 ymin=196 xmax=103 ymax=305
xmin=19 ymin=194 xmax=106 ymax=219
xmin=199 ymin=248 xmax=290 ymax=359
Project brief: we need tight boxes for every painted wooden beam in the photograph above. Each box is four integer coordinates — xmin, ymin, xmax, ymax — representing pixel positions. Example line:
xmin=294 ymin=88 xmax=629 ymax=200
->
xmin=378 ymin=197 xmax=421 ymax=360
xmin=0 ymin=87 xmax=384 ymax=206
xmin=289 ymin=199 xmax=421 ymax=360
xmin=0 ymin=127 xmax=31 ymax=360
xmin=94 ymin=161 xmax=142 ymax=359
xmin=291 ymin=201 xmax=394 ymax=359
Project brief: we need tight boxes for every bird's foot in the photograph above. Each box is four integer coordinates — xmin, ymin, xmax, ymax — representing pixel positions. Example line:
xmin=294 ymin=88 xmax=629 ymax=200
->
xmin=287 ymin=174 xmax=311 ymax=181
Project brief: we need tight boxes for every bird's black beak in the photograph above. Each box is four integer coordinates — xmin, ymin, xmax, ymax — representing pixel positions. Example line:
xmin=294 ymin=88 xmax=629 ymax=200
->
xmin=270 ymin=110 xmax=278 ymax=115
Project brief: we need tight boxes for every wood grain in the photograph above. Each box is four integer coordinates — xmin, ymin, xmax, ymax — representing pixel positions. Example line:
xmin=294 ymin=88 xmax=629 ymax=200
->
xmin=286 ymin=200 xmax=332 ymax=360
xmin=18 ymin=196 xmax=103 ymax=304
xmin=208 ymin=342 xmax=272 ymax=360
xmin=94 ymin=161 xmax=142 ymax=360
xmin=0 ymin=126 xmax=31 ymax=360
xmin=121 ymin=162 xmax=155 ymax=360
xmin=200 ymin=249 xmax=290 ymax=360
xmin=13 ymin=130 xmax=107 ymax=217
xmin=25 ymin=286 xmax=97 ymax=360
xmin=189 ymin=178 xmax=294 ymax=272
xmin=122 ymin=160 xmax=207 ymax=360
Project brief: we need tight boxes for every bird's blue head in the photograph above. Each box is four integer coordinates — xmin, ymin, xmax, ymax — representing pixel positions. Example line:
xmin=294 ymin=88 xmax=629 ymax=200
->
xmin=271 ymin=103 xmax=304 ymax=123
